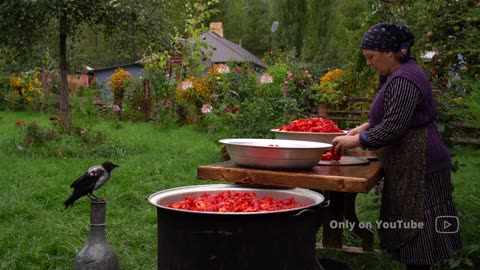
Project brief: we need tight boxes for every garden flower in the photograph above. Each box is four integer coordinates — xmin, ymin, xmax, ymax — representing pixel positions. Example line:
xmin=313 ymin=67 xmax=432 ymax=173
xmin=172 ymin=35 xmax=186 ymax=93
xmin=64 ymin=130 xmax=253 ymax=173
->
xmin=320 ymin=69 xmax=343 ymax=85
xmin=231 ymin=107 xmax=239 ymax=114
xmin=165 ymin=99 xmax=173 ymax=106
xmin=201 ymin=104 xmax=213 ymax=114
xmin=216 ymin=64 xmax=230 ymax=74
xmin=112 ymin=104 xmax=121 ymax=111
xmin=260 ymin=74 xmax=273 ymax=84
xmin=181 ymin=80 xmax=193 ymax=91
xmin=15 ymin=120 xmax=26 ymax=127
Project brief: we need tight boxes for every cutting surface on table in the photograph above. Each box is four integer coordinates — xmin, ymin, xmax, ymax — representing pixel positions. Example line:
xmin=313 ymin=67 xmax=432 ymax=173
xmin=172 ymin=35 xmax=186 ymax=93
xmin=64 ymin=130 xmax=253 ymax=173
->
xmin=197 ymin=160 xmax=382 ymax=193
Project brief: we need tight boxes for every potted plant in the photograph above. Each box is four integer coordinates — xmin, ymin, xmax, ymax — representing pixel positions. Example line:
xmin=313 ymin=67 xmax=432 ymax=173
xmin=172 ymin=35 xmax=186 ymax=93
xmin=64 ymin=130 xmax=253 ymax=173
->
xmin=311 ymin=69 xmax=347 ymax=116
xmin=310 ymin=82 xmax=344 ymax=116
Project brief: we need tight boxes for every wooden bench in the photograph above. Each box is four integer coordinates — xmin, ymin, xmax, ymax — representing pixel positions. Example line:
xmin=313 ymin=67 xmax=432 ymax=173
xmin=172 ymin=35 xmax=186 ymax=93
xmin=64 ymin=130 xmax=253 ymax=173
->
xmin=325 ymin=97 xmax=374 ymax=129
xmin=449 ymin=122 xmax=480 ymax=145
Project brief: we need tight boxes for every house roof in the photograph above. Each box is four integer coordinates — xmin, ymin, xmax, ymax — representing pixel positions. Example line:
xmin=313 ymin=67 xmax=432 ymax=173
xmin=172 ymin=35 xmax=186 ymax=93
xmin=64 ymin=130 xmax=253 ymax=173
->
xmin=199 ymin=31 xmax=266 ymax=69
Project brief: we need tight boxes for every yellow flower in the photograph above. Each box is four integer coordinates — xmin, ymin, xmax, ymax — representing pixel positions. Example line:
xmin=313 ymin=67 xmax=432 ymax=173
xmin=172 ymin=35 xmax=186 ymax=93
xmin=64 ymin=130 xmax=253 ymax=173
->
xmin=26 ymin=96 xmax=32 ymax=102
xmin=28 ymin=85 xmax=34 ymax=91
xmin=320 ymin=69 xmax=343 ymax=85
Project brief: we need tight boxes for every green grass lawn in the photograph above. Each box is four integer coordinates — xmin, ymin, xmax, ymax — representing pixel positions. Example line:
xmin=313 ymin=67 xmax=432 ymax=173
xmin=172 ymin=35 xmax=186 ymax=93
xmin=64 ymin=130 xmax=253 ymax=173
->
xmin=0 ymin=111 xmax=478 ymax=269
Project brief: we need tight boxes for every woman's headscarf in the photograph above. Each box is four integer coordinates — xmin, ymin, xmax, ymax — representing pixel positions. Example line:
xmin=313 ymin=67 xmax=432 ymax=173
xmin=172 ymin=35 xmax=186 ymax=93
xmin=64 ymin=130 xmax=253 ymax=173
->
xmin=361 ymin=23 xmax=415 ymax=63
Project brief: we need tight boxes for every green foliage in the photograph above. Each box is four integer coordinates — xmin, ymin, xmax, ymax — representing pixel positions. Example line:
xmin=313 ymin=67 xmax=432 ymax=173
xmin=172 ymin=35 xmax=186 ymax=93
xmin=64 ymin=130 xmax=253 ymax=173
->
xmin=174 ymin=0 xmax=220 ymax=78
xmin=0 ymin=111 xmax=478 ymax=269
xmin=353 ymin=0 xmax=480 ymax=133
xmin=212 ymin=0 xmax=270 ymax=56
xmin=11 ymin=115 xmax=123 ymax=158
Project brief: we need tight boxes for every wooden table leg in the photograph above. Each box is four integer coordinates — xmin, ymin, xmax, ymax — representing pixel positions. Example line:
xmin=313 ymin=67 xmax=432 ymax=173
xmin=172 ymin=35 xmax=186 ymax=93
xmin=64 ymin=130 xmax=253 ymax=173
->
xmin=321 ymin=191 xmax=344 ymax=249
xmin=344 ymin=192 xmax=374 ymax=252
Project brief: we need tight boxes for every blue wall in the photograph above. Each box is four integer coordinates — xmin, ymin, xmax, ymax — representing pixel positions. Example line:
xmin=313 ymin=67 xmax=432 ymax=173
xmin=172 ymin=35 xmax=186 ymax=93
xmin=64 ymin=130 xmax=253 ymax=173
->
xmin=93 ymin=63 xmax=144 ymax=97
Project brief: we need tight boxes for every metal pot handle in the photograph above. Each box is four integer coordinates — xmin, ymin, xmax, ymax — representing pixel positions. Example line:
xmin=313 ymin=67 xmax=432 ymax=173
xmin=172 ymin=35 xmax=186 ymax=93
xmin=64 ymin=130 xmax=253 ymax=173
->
xmin=291 ymin=208 xmax=316 ymax=217
xmin=319 ymin=200 xmax=330 ymax=208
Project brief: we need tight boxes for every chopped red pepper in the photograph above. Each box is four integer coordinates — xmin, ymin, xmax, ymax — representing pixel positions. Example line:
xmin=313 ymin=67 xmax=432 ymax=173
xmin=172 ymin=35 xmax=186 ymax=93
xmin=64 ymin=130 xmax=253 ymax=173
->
xmin=279 ymin=118 xmax=342 ymax=133
xmin=168 ymin=191 xmax=303 ymax=212
xmin=321 ymin=146 xmax=342 ymax=161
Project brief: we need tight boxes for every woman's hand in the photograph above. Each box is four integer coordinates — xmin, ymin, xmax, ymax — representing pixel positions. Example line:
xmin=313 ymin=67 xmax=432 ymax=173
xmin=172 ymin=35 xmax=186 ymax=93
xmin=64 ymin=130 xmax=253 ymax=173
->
xmin=332 ymin=134 xmax=362 ymax=155
xmin=346 ymin=122 xmax=371 ymax=136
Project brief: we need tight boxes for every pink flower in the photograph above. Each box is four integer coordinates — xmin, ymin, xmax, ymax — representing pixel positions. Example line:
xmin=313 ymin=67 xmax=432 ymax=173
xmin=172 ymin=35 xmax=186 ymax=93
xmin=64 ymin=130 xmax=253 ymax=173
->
xmin=112 ymin=104 xmax=121 ymax=111
xmin=181 ymin=80 xmax=193 ymax=91
xmin=260 ymin=74 xmax=273 ymax=84
xmin=201 ymin=104 xmax=213 ymax=114
xmin=216 ymin=64 xmax=230 ymax=74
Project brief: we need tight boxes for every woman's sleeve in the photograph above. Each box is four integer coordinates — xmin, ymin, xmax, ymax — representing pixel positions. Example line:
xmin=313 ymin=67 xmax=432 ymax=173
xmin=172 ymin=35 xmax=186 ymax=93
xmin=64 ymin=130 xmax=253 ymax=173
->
xmin=359 ymin=77 xmax=421 ymax=149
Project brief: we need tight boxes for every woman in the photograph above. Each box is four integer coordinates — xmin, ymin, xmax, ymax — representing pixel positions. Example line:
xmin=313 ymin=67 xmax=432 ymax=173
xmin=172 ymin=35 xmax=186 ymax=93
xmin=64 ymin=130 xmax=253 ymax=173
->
xmin=332 ymin=23 xmax=462 ymax=270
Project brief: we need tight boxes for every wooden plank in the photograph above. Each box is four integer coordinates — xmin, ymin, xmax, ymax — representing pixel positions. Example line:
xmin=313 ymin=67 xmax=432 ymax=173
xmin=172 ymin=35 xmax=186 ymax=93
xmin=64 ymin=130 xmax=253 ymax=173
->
xmin=315 ymin=243 xmax=381 ymax=254
xmin=197 ymin=160 xmax=382 ymax=193
xmin=450 ymin=136 xmax=480 ymax=145
xmin=321 ymin=191 xmax=344 ymax=249
xmin=343 ymin=193 xmax=374 ymax=251
xmin=328 ymin=110 xmax=369 ymax=115
xmin=326 ymin=117 xmax=362 ymax=122
xmin=345 ymin=97 xmax=374 ymax=102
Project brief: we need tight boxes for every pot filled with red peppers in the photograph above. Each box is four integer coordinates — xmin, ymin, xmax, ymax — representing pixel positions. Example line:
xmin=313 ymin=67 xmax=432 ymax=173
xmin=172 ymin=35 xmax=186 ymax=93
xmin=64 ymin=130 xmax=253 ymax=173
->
xmin=147 ymin=184 xmax=327 ymax=270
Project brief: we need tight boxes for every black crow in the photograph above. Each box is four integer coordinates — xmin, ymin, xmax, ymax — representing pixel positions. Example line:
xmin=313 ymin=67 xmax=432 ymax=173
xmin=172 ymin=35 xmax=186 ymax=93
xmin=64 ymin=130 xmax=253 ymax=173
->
xmin=64 ymin=161 xmax=119 ymax=208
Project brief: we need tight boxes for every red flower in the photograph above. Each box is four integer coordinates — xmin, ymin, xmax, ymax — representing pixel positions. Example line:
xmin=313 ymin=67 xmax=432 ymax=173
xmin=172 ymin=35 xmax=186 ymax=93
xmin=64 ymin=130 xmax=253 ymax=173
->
xmin=15 ymin=120 xmax=26 ymax=127
xmin=235 ymin=67 xmax=242 ymax=74
xmin=231 ymin=107 xmax=239 ymax=114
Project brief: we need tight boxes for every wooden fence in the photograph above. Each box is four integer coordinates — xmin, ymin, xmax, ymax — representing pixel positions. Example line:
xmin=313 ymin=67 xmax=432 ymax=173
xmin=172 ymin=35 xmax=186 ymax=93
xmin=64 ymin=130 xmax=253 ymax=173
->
xmin=325 ymin=96 xmax=479 ymax=145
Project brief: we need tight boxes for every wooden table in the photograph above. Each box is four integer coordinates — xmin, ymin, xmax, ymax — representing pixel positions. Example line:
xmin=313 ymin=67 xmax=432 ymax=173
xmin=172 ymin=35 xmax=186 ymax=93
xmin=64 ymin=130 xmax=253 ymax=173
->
xmin=197 ymin=156 xmax=383 ymax=252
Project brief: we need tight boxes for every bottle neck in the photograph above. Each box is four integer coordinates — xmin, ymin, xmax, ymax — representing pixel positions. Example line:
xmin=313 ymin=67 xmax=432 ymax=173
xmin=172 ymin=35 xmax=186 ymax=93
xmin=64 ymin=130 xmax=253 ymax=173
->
xmin=89 ymin=223 xmax=106 ymax=241
xmin=89 ymin=199 xmax=107 ymax=241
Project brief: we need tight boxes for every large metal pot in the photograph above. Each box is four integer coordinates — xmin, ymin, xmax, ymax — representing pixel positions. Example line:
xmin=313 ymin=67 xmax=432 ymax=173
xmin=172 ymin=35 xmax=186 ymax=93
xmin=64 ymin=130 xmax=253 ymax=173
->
xmin=147 ymin=184 xmax=326 ymax=270
xmin=219 ymin=138 xmax=331 ymax=170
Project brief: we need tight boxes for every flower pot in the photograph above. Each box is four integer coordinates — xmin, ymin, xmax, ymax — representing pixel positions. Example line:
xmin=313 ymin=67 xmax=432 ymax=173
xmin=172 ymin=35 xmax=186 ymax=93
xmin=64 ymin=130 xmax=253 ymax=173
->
xmin=317 ymin=103 xmax=328 ymax=117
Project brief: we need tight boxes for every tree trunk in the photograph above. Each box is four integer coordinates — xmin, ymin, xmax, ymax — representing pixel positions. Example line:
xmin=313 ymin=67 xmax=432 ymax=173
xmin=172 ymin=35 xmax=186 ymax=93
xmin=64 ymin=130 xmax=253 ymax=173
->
xmin=59 ymin=12 xmax=70 ymax=133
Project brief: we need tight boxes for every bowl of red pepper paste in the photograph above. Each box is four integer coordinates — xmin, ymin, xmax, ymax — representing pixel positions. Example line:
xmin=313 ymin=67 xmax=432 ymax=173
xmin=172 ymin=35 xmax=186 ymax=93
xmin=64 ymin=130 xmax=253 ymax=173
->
xmin=147 ymin=184 xmax=327 ymax=270
xmin=272 ymin=117 xmax=346 ymax=144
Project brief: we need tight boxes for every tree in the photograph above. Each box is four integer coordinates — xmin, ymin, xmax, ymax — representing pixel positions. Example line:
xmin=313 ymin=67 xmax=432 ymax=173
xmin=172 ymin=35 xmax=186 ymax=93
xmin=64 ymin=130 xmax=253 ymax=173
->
xmin=0 ymin=0 xmax=189 ymax=132
xmin=273 ymin=0 xmax=307 ymax=58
